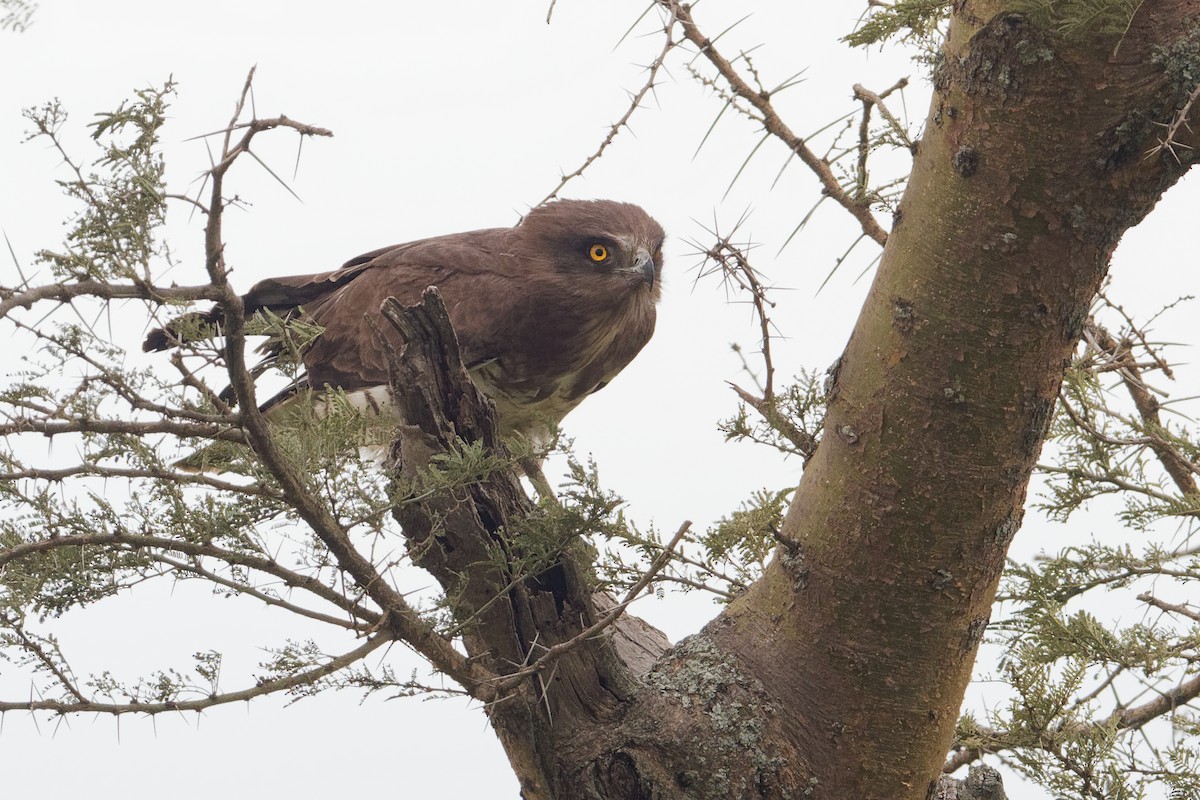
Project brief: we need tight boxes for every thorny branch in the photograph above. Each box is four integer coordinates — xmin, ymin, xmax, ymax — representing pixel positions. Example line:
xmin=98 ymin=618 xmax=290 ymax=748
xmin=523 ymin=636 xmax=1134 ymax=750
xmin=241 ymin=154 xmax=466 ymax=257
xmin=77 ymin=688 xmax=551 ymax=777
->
xmin=657 ymin=0 xmax=891 ymax=246
xmin=492 ymin=520 xmax=692 ymax=692
xmin=692 ymin=216 xmax=777 ymax=400
xmin=190 ymin=69 xmax=491 ymax=695
xmin=0 ymin=280 xmax=223 ymax=321
xmin=539 ymin=5 xmax=678 ymax=206
xmin=689 ymin=215 xmax=821 ymax=461
xmin=0 ymin=634 xmax=390 ymax=716
xmin=1137 ymin=592 xmax=1200 ymax=623
xmin=0 ymin=70 xmax=507 ymax=717
xmin=3 ymin=612 xmax=87 ymax=703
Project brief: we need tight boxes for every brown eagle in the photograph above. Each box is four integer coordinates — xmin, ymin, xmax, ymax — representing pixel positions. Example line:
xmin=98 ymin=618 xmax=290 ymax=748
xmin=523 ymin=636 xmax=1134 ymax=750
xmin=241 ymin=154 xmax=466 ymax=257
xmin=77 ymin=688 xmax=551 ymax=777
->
xmin=145 ymin=199 xmax=665 ymax=455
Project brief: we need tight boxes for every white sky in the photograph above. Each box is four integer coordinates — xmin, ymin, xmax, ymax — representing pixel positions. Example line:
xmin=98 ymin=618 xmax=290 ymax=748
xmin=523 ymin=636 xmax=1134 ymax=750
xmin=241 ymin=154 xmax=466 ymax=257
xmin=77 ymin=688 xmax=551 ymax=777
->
xmin=1 ymin=2 xmax=1197 ymax=798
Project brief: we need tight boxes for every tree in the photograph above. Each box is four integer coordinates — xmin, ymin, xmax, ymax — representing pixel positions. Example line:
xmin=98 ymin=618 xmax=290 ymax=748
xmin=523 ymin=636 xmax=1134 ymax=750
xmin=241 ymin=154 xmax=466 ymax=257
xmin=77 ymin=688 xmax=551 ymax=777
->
xmin=3 ymin=2 xmax=1200 ymax=799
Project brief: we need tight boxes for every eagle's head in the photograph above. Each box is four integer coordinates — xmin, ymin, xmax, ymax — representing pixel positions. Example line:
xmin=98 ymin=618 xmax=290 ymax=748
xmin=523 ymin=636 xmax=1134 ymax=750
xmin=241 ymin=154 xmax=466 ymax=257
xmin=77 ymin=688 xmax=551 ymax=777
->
xmin=516 ymin=199 xmax=665 ymax=304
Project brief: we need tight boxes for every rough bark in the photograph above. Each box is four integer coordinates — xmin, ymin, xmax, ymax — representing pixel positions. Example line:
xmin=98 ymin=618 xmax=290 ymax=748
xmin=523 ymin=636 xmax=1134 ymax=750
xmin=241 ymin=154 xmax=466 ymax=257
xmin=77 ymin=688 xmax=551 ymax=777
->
xmin=382 ymin=3 xmax=1200 ymax=798
xmin=382 ymin=290 xmax=672 ymax=798
xmin=700 ymin=4 xmax=1200 ymax=798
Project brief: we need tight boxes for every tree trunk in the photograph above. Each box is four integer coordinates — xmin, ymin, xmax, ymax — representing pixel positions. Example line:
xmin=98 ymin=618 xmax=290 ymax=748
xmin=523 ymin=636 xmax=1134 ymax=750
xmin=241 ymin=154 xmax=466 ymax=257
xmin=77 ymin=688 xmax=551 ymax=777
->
xmin=385 ymin=4 xmax=1200 ymax=798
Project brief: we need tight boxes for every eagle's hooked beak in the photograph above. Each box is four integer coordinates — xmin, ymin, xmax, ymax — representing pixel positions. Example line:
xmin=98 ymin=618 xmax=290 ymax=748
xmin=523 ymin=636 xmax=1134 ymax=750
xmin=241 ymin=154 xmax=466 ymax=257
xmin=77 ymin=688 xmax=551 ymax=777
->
xmin=632 ymin=247 xmax=655 ymax=288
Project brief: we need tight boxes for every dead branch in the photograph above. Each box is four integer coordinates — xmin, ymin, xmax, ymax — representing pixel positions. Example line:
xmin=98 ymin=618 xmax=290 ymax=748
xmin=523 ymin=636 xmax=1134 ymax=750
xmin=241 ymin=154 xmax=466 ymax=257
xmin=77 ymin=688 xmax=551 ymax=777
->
xmin=492 ymin=520 xmax=692 ymax=691
xmin=1084 ymin=322 xmax=1199 ymax=496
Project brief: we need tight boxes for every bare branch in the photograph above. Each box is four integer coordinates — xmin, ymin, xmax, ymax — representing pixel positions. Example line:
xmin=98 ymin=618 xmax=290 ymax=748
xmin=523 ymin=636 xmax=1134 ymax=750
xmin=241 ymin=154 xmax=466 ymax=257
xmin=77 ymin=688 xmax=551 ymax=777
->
xmin=0 ymin=532 xmax=381 ymax=625
xmin=659 ymin=0 xmax=889 ymax=246
xmin=150 ymin=553 xmax=366 ymax=630
xmin=540 ymin=8 xmax=678 ymax=205
xmin=0 ymin=280 xmax=222 ymax=321
xmin=1137 ymin=592 xmax=1200 ymax=624
xmin=492 ymin=520 xmax=692 ymax=691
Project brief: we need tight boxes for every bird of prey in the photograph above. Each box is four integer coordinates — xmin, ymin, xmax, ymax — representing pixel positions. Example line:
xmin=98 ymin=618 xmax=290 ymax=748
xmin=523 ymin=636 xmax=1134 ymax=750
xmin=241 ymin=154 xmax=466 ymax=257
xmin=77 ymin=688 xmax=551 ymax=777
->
xmin=145 ymin=199 xmax=665 ymax=464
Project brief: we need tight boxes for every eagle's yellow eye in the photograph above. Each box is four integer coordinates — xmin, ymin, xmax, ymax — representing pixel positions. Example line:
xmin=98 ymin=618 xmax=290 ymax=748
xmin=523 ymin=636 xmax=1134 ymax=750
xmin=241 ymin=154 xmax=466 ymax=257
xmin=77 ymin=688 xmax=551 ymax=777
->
xmin=588 ymin=244 xmax=609 ymax=262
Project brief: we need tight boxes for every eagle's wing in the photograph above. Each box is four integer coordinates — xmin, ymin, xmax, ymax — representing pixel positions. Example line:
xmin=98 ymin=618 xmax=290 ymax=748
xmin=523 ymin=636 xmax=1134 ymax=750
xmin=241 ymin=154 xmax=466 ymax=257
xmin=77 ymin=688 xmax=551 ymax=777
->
xmin=255 ymin=228 xmax=523 ymax=395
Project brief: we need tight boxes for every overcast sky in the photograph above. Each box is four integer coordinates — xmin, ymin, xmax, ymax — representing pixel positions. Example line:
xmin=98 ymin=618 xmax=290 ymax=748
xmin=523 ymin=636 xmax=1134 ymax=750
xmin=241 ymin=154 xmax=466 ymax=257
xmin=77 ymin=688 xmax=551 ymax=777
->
xmin=2 ymin=2 xmax=1197 ymax=798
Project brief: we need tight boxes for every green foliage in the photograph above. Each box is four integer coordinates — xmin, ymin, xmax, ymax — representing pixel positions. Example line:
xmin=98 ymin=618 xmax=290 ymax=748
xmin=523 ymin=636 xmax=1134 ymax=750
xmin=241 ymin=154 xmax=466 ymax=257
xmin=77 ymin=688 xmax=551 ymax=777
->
xmin=597 ymin=485 xmax=790 ymax=602
xmin=244 ymin=308 xmax=326 ymax=374
xmin=698 ymin=488 xmax=790 ymax=578
xmin=1039 ymin=346 xmax=1200 ymax=529
xmin=844 ymin=0 xmax=1144 ymax=50
xmin=1013 ymin=0 xmax=1145 ymax=39
xmin=954 ymin=302 xmax=1200 ymax=798
xmin=86 ymin=650 xmax=221 ymax=705
xmin=720 ymin=370 xmax=825 ymax=460
xmin=501 ymin=452 xmax=629 ymax=585
xmin=24 ymin=82 xmax=172 ymax=281
xmin=843 ymin=0 xmax=952 ymax=49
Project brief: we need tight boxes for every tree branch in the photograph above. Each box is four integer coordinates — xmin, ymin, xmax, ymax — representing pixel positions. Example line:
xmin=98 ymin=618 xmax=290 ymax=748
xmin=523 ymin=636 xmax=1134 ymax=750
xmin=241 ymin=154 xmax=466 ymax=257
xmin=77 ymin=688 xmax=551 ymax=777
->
xmin=0 ymin=633 xmax=388 ymax=716
xmin=658 ymin=0 xmax=890 ymax=246
xmin=190 ymin=69 xmax=490 ymax=696
xmin=540 ymin=7 xmax=678 ymax=205
xmin=0 ymin=531 xmax=382 ymax=623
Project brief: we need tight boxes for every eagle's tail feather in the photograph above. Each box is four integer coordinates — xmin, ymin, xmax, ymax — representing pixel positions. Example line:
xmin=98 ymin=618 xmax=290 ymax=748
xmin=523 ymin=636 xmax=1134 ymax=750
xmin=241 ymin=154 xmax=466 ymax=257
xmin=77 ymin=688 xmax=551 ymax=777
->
xmin=143 ymin=308 xmax=226 ymax=352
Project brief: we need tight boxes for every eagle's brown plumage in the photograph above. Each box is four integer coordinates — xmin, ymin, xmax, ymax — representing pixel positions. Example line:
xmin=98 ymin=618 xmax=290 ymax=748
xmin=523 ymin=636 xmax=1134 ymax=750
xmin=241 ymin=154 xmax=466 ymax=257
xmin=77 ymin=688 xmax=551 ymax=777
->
xmin=146 ymin=199 xmax=665 ymax=443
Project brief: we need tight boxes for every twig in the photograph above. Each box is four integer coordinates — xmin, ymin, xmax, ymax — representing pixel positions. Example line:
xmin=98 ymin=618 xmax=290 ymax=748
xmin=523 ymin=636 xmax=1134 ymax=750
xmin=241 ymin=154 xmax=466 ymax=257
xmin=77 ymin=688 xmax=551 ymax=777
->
xmin=853 ymin=78 xmax=913 ymax=150
xmin=150 ymin=553 xmax=366 ymax=630
xmin=540 ymin=7 xmax=678 ymax=205
xmin=1138 ymin=592 xmax=1200 ymax=623
xmin=492 ymin=520 xmax=693 ymax=691
xmin=659 ymin=0 xmax=888 ymax=246
xmin=4 ymin=614 xmax=87 ymax=703
xmin=1145 ymin=81 xmax=1200 ymax=163
xmin=1086 ymin=322 xmax=1199 ymax=495
xmin=0 ymin=634 xmax=389 ymax=716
